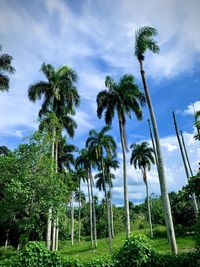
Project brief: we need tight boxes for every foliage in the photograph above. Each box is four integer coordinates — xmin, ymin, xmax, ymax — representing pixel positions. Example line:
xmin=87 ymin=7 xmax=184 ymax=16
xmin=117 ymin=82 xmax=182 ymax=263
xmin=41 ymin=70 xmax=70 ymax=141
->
xmin=113 ymin=234 xmax=154 ymax=267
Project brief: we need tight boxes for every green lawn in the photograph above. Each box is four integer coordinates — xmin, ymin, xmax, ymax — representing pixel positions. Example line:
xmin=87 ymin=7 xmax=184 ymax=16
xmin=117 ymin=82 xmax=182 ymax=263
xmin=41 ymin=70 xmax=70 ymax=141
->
xmin=0 ymin=230 xmax=195 ymax=262
xmin=58 ymin=230 xmax=195 ymax=260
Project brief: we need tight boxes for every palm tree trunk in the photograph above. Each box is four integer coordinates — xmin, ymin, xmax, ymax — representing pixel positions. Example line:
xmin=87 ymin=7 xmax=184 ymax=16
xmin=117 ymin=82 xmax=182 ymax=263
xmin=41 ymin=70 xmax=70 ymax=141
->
xmin=89 ymin=168 xmax=97 ymax=248
xmin=144 ymin=169 xmax=153 ymax=238
xmin=180 ymin=130 xmax=199 ymax=212
xmin=118 ymin=116 xmax=131 ymax=237
xmin=47 ymin=208 xmax=52 ymax=250
xmin=55 ymin=141 xmax=59 ymax=251
xmin=148 ymin=119 xmax=158 ymax=168
xmin=71 ymin=193 xmax=74 ymax=246
xmin=52 ymin=219 xmax=56 ymax=251
xmin=78 ymin=182 xmax=81 ymax=243
xmin=139 ymin=60 xmax=177 ymax=254
xmin=4 ymin=230 xmax=9 ymax=251
xmin=173 ymin=112 xmax=199 ymax=218
xmin=87 ymin=176 xmax=93 ymax=247
xmin=47 ymin=130 xmax=55 ymax=250
xmin=55 ymin=217 xmax=59 ymax=251
xmin=101 ymin=160 xmax=112 ymax=253
xmin=108 ymin=175 xmax=114 ymax=238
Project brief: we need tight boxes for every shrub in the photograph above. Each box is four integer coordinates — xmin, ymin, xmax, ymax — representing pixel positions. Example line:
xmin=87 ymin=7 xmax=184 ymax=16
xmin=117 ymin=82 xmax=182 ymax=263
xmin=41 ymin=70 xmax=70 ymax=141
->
xmin=113 ymin=234 xmax=154 ymax=267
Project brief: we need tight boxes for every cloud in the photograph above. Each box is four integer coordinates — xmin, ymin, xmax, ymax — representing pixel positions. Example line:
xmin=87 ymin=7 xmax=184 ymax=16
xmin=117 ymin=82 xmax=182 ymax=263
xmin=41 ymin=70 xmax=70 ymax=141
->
xmin=181 ymin=101 xmax=200 ymax=115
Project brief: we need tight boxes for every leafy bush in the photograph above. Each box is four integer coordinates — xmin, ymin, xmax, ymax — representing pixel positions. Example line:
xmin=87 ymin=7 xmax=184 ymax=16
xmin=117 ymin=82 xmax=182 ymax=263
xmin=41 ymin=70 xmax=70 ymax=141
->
xmin=149 ymin=251 xmax=200 ymax=267
xmin=113 ymin=234 xmax=154 ymax=267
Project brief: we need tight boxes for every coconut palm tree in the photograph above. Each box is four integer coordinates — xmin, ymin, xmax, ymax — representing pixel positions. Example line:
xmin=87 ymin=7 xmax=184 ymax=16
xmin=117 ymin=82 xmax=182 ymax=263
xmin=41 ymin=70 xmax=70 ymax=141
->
xmin=0 ymin=45 xmax=15 ymax=91
xmin=86 ymin=126 xmax=116 ymax=253
xmin=97 ymin=74 xmax=145 ymax=237
xmin=134 ymin=26 xmax=177 ymax=254
xmin=130 ymin=142 xmax=155 ymax=238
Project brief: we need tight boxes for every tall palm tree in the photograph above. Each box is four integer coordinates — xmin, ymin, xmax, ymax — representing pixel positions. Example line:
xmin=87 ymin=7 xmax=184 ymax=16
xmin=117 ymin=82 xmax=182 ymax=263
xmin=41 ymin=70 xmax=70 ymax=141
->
xmin=97 ymin=74 xmax=145 ymax=237
xmin=76 ymin=148 xmax=97 ymax=247
xmin=86 ymin=126 xmax=117 ymax=253
xmin=0 ymin=45 xmax=15 ymax=91
xmin=130 ymin=142 xmax=155 ymax=238
xmin=28 ymin=63 xmax=80 ymax=251
xmin=134 ymin=26 xmax=177 ymax=254
xmin=74 ymin=169 xmax=87 ymax=243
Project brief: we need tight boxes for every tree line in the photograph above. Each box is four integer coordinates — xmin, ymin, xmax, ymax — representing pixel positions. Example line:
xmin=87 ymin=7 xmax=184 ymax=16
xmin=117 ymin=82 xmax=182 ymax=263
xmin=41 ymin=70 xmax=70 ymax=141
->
xmin=0 ymin=26 xmax=199 ymax=255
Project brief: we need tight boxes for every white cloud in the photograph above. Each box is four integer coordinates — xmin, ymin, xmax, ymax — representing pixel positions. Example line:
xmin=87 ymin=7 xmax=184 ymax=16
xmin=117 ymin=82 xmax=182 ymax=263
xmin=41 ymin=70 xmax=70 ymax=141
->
xmin=181 ymin=101 xmax=200 ymax=115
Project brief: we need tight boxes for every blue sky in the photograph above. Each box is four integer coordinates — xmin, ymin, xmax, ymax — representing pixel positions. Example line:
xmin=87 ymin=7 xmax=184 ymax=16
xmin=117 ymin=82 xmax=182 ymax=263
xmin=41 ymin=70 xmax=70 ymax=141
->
xmin=0 ymin=0 xmax=200 ymax=205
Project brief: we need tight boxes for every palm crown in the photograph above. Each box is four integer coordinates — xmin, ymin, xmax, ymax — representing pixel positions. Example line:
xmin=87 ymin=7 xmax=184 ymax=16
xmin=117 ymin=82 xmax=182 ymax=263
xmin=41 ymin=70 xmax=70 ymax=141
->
xmin=135 ymin=26 xmax=160 ymax=61
xmin=130 ymin=141 xmax=155 ymax=172
xmin=28 ymin=63 xmax=80 ymax=138
xmin=0 ymin=45 xmax=15 ymax=91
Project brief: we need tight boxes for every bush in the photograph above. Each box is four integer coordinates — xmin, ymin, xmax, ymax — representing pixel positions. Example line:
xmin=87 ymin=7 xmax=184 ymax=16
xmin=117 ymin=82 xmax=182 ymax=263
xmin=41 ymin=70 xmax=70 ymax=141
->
xmin=149 ymin=251 xmax=200 ymax=267
xmin=113 ymin=234 xmax=154 ymax=267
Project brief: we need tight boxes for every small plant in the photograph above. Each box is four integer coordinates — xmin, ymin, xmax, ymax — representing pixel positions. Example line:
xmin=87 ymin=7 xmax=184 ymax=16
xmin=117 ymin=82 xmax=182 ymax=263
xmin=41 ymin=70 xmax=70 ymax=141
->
xmin=113 ymin=234 xmax=153 ymax=267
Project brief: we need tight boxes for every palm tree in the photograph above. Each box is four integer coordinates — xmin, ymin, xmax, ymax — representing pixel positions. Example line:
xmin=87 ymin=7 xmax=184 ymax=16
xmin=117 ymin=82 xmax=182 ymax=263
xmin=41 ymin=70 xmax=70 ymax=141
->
xmin=134 ymin=26 xmax=177 ymax=254
xmin=28 ymin=63 xmax=80 ymax=251
xmin=96 ymin=155 xmax=119 ymax=238
xmin=86 ymin=126 xmax=117 ymax=253
xmin=97 ymin=74 xmax=145 ymax=237
xmin=0 ymin=45 xmax=15 ymax=91
xmin=76 ymin=148 xmax=97 ymax=247
xmin=74 ymin=169 xmax=87 ymax=243
xmin=130 ymin=142 xmax=155 ymax=238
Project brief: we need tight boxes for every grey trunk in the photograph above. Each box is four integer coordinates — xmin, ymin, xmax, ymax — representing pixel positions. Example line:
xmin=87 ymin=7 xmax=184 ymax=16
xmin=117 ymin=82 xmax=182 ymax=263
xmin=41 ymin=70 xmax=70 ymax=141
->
xmin=109 ymin=175 xmax=114 ymax=238
xmin=52 ymin=220 xmax=56 ymax=251
xmin=139 ymin=60 xmax=177 ymax=254
xmin=118 ymin=117 xmax=131 ymax=237
xmin=47 ymin=131 xmax=55 ymax=249
xmin=144 ymin=169 xmax=153 ymax=238
xmin=101 ymin=160 xmax=112 ymax=253
xmin=55 ymin=217 xmax=59 ymax=251
xmin=78 ymin=182 xmax=81 ymax=243
xmin=148 ymin=119 xmax=158 ymax=168
xmin=4 ymin=230 xmax=9 ymax=250
xmin=173 ymin=112 xmax=199 ymax=218
xmin=71 ymin=193 xmax=74 ymax=246
xmin=87 ymin=176 xmax=93 ymax=247
xmin=89 ymin=168 xmax=97 ymax=248
xmin=46 ymin=208 xmax=52 ymax=250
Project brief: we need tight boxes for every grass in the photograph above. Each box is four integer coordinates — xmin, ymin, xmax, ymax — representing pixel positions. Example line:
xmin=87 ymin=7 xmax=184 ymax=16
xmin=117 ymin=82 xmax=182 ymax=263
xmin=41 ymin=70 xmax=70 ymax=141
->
xmin=0 ymin=228 xmax=195 ymax=262
xmin=58 ymin=229 xmax=195 ymax=260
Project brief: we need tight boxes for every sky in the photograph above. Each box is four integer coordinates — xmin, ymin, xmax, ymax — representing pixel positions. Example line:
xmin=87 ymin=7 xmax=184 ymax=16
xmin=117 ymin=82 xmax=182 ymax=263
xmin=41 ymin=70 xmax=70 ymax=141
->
xmin=0 ymin=0 xmax=200 ymax=206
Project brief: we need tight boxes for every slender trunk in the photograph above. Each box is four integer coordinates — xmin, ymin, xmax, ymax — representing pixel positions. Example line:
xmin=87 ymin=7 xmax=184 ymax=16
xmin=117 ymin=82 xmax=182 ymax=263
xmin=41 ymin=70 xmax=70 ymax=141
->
xmin=118 ymin=116 xmax=131 ymax=237
xmin=173 ymin=112 xmax=199 ymax=218
xmin=78 ymin=182 xmax=81 ymax=243
xmin=148 ymin=119 xmax=158 ymax=168
xmin=47 ymin=130 xmax=55 ymax=249
xmin=139 ymin=60 xmax=177 ymax=254
xmin=55 ymin=141 xmax=59 ymax=250
xmin=4 ymin=230 xmax=9 ymax=250
xmin=108 ymin=175 xmax=114 ymax=238
xmin=71 ymin=193 xmax=74 ymax=246
xmin=87 ymin=175 xmax=94 ymax=247
xmin=47 ymin=208 xmax=52 ymax=250
xmin=55 ymin=217 xmax=59 ymax=251
xmin=180 ymin=130 xmax=199 ymax=213
xmin=144 ymin=169 xmax=153 ymax=238
xmin=101 ymin=160 xmax=112 ymax=253
xmin=52 ymin=220 xmax=56 ymax=251
xmin=89 ymin=168 xmax=97 ymax=248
